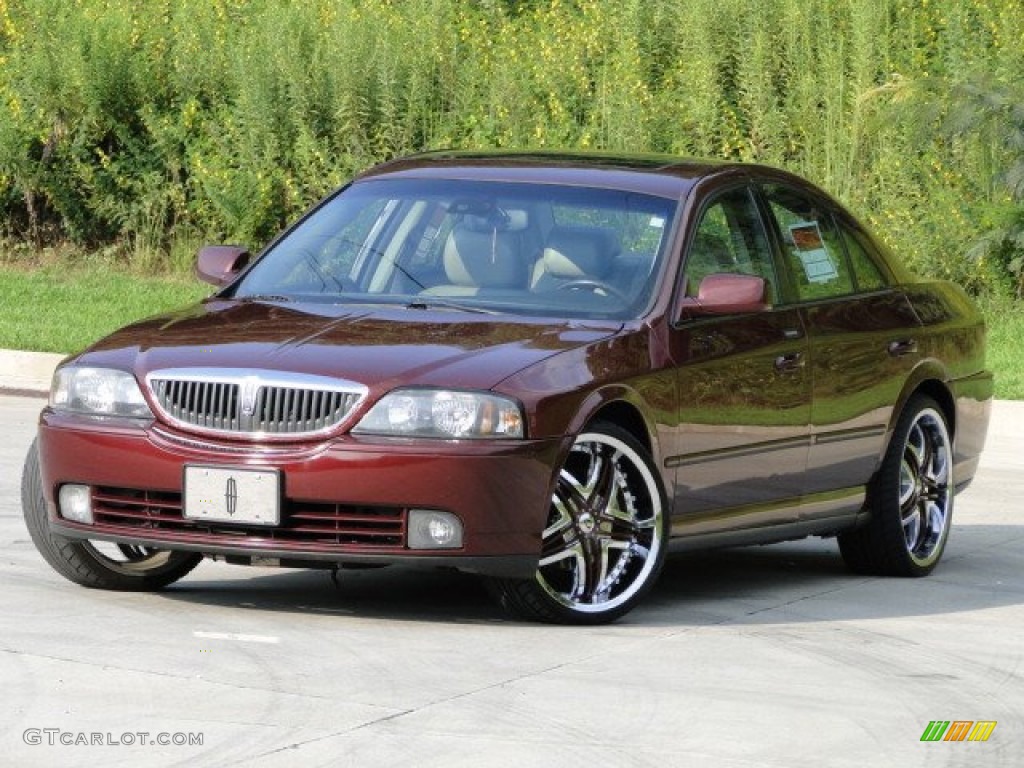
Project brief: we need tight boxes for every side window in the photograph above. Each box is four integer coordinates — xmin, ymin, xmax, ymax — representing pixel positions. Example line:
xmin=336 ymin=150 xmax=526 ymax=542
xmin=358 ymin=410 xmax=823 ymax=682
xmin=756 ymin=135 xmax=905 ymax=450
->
xmin=839 ymin=221 xmax=888 ymax=292
xmin=764 ymin=184 xmax=853 ymax=301
xmin=685 ymin=187 xmax=776 ymax=299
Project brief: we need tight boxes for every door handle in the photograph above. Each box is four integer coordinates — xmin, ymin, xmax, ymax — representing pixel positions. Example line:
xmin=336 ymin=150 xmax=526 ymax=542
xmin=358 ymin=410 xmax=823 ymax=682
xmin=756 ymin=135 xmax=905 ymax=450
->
xmin=888 ymin=338 xmax=918 ymax=357
xmin=774 ymin=352 xmax=805 ymax=373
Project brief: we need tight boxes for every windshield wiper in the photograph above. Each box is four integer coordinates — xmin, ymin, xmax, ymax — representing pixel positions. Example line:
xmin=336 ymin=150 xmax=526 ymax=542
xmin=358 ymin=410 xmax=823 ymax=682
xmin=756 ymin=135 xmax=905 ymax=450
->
xmin=405 ymin=299 xmax=499 ymax=315
xmin=336 ymin=237 xmax=427 ymax=292
xmin=304 ymin=252 xmax=349 ymax=292
xmin=236 ymin=294 xmax=293 ymax=303
xmin=392 ymin=261 xmax=427 ymax=292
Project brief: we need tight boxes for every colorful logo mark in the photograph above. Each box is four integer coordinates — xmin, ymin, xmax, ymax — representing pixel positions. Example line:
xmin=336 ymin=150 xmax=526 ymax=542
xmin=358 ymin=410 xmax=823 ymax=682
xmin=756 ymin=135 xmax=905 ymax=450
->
xmin=920 ymin=721 xmax=997 ymax=742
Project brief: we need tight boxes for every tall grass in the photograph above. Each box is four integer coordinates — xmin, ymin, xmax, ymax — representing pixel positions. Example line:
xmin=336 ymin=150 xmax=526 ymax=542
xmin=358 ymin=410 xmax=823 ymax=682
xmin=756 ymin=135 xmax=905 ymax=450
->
xmin=0 ymin=0 xmax=1022 ymax=293
xmin=0 ymin=261 xmax=208 ymax=352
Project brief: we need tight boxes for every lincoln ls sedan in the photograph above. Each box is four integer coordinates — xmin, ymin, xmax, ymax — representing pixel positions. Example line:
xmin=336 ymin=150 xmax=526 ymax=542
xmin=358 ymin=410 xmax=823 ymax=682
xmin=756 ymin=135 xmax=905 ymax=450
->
xmin=22 ymin=151 xmax=993 ymax=623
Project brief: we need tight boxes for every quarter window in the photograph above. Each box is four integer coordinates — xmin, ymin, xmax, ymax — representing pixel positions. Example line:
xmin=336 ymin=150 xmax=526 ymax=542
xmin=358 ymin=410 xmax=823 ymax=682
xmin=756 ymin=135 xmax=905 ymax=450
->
xmin=839 ymin=222 xmax=888 ymax=291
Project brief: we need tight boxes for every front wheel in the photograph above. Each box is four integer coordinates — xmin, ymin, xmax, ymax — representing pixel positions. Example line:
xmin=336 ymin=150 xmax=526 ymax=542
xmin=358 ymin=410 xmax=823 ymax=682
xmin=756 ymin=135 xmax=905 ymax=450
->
xmin=838 ymin=395 xmax=954 ymax=577
xmin=21 ymin=440 xmax=203 ymax=590
xmin=488 ymin=422 xmax=669 ymax=624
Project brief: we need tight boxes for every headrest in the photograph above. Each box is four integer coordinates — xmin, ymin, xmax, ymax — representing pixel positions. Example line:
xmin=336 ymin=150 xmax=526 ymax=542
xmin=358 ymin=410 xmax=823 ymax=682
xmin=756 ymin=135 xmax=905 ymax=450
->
xmin=542 ymin=226 xmax=619 ymax=279
xmin=443 ymin=224 xmax=524 ymax=288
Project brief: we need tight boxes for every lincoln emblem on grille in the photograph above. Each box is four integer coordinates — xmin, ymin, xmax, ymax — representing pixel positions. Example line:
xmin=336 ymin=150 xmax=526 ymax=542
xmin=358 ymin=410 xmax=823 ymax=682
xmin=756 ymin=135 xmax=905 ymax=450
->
xmin=225 ymin=477 xmax=238 ymax=516
xmin=240 ymin=380 xmax=259 ymax=417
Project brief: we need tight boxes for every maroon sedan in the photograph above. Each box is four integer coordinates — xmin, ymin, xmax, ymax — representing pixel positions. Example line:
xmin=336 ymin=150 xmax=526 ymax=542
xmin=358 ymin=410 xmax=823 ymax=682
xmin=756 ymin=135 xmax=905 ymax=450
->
xmin=22 ymin=152 xmax=992 ymax=623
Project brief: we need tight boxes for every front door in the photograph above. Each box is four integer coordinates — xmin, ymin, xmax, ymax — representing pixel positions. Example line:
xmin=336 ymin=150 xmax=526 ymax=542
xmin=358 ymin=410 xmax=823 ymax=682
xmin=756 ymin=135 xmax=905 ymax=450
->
xmin=666 ymin=185 xmax=812 ymax=535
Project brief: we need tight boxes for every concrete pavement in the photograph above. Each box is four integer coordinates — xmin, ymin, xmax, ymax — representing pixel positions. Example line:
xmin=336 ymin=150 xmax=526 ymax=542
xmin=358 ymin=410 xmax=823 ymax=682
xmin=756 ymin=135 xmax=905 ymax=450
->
xmin=1 ymin=392 xmax=1022 ymax=766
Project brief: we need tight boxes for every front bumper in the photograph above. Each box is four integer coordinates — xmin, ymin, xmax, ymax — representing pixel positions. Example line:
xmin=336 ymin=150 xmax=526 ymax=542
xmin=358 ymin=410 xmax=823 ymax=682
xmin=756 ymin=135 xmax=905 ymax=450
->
xmin=38 ymin=411 xmax=569 ymax=578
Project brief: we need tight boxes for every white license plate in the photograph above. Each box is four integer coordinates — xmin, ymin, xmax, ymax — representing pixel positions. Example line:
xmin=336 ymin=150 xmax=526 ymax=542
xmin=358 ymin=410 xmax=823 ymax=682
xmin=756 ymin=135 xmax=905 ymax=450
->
xmin=184 ymin=466 xmax=280 ymax=526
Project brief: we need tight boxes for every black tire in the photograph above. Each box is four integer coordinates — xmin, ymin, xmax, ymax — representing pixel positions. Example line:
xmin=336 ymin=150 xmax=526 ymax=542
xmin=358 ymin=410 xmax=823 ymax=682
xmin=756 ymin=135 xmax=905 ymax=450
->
xmin=838 ymin=395 xmax=953 ymax=577
xmin=21 ymin=440 xmax=203 ymax=590
xmin=487 ymin=422 xmax=669 ymax=624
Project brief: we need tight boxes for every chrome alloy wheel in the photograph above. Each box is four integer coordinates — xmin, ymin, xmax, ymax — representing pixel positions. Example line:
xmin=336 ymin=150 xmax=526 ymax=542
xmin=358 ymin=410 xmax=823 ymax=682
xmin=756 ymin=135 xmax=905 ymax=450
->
xmin=536 ymin=431 xmax=664 ymax=615
xmin=898 ymin=408 xmax=952 ymax=566
xmin=838 ymin=395 xmax=956 ymax=577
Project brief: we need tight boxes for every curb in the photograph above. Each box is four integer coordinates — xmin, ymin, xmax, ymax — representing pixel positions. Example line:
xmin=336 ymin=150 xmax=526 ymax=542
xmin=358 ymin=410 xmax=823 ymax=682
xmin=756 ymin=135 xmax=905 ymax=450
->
xmin=0 ymin=349 xmax=67 ymax=398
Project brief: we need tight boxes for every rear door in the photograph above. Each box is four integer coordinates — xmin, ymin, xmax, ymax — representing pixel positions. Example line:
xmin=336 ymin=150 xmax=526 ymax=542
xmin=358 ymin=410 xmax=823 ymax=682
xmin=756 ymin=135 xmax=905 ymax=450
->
xmin=759 ymin=182 xmax=922 ymax=496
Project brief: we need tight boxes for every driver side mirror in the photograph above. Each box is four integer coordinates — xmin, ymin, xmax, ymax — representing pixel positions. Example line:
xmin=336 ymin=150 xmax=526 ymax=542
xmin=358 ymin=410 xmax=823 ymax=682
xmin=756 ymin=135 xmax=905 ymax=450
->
xmin=679 ymin=273 xmax=770 ymax=317
xmin=195 ymin=245 xmax=251 ymax=287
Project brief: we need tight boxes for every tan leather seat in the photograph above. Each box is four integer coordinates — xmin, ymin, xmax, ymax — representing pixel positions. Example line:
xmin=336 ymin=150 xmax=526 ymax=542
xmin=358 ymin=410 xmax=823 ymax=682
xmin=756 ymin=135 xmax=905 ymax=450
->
xmin=531 ymin=226 xmax=620 ymax=292
xmin=422 ymin=211 xmax=529 ymax=296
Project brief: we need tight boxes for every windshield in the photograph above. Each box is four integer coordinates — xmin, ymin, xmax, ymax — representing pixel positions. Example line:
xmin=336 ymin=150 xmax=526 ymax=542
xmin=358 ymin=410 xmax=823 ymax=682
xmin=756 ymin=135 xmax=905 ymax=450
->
xmin=230 ymin=178 xmax=679 ymax=320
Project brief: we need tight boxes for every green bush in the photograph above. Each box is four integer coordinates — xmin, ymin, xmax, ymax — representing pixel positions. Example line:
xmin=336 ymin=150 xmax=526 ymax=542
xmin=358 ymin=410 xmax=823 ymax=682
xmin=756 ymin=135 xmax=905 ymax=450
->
xmin=0 ymin=0 xmax=1022 ymax=294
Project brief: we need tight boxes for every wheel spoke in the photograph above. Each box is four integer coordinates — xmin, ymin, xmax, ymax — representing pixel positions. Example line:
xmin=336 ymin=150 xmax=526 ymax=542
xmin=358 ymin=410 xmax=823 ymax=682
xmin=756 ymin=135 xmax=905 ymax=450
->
xmin=902 ymin=504 xmax=922 ymax=549
xmin=579 ymin=445 xmax=602 ymax=498
xmin=543 ymin=489 xmax=575 ymax=540
xmin=567 ymin=545 xmax=588 ymax=602
xmin=906 ymin=423 xmax=926 ymax=469
xmin=898 ymin=460 xmax=917 ymax=508
xmin=926 ymin=445 xmax=949 ymax=487
xmin=556 ymin=468 xmax=588 ymax=514
xmin=116 ymin=544 xmax=152 ymax=560
xmin=582 ymin=539 xmax=611 ymax=603
xmin=924 ymin=500 xmax=946 ymax=538
xmin=603 ymin=472 xmax=641 ymax=527
xmin=584 ymin=447 xmax=619 ymax=511
xmin=539 ymin=540 xmax=585 ymax=570
xmin=918 ymin=426 xmax=934 ymax=472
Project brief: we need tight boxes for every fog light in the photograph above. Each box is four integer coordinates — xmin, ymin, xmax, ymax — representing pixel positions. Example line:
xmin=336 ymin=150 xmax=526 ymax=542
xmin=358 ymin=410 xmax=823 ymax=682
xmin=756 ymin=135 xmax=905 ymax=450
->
xmin=58 ymin=484 xmax=93 ymax=524
xmin=408 ymin=509 xmax=463 ymax=550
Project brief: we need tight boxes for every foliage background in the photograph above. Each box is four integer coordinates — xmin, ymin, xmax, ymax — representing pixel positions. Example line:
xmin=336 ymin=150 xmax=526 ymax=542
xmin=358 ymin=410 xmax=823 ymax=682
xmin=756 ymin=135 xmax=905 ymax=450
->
xmin=1 ymin=0 xmax=1022 ymax=295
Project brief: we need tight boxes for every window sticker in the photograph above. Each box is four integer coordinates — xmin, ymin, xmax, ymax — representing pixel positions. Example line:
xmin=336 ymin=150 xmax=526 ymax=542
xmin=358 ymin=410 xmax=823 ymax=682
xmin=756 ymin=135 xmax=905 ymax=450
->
xmin=789 ymin=221 xmax=838 ymax=284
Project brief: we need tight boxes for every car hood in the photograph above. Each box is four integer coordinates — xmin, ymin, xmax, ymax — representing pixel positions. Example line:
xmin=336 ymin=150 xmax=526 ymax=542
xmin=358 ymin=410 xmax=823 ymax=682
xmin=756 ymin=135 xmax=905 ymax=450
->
xmin=73 ymin=300 xmax=623 ymax=393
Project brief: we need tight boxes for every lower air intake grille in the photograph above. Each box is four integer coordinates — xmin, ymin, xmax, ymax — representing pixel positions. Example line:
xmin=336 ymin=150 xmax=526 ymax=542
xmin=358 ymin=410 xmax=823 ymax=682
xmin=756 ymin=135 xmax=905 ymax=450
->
xmin=91 ymin=486 xmax=406 ymax=549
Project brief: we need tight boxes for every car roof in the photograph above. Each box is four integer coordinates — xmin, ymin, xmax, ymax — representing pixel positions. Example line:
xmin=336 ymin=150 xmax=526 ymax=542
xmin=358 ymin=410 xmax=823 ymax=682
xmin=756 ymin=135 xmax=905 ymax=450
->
xmin=354 ymin=150 xmax=757 ymax=198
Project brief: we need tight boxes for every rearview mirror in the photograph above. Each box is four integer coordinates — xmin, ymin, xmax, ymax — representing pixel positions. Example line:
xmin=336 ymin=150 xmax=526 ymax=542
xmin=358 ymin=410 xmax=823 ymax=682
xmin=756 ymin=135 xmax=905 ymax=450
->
xmin=196 ymin=245 xmax=251 ymax=287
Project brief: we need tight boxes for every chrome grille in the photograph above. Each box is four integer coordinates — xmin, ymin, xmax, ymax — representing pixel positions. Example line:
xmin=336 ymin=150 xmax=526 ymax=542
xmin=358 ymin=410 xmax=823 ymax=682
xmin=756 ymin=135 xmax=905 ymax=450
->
xmin=148 ymin=369 xmax=366 ymax=438
xmin=253 ymin=386 xmax=355 ymax=433
xmin=153 ymin=379 xmax=241 ymax=431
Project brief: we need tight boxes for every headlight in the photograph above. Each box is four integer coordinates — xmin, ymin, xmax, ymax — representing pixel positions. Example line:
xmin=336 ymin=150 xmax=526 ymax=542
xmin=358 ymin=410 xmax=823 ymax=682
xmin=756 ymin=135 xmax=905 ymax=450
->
xmin=50 ymin=366 xmax=153 ymax=419
xmin=353 ymin=389 xmax=524 ymax=439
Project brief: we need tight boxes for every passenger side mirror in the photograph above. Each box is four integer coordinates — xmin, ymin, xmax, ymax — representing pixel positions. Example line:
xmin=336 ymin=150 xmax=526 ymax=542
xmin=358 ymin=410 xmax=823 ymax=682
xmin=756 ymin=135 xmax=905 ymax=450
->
xmin=680 ymin=273 xmax=770 ymax=317
xmin=195 ymin=245 xmax=251 ymax=287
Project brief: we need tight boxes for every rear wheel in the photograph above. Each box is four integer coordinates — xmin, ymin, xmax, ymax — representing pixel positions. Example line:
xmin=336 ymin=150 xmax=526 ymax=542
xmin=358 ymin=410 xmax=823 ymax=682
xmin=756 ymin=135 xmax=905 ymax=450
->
xmin=21 ymin=440 xmax=202 ymax=590
xmin=839 ymin=395 xmax=953 ymax=576
xmin=488 ymin=422 xmax=668 ymax=624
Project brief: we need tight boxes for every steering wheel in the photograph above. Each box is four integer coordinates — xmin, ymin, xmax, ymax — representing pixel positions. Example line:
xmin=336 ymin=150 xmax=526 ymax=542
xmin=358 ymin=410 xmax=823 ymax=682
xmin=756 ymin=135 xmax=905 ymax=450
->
xmin=555 ymin=278 xmax=630 ymax=304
